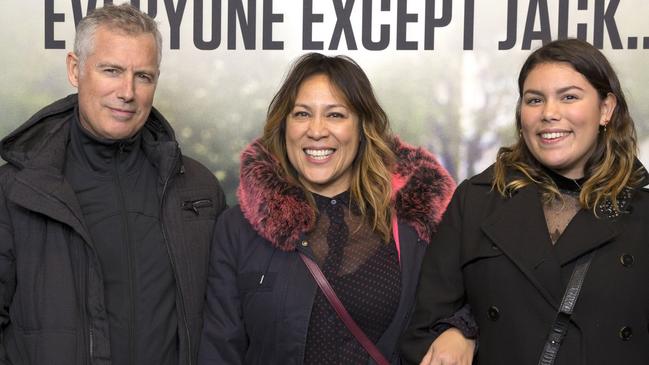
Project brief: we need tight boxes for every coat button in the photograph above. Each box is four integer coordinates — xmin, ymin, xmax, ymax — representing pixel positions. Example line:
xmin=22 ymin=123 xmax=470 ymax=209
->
xmin=619 ymin=326 xmax=633 ymax=341
xmin=620 ymin=254 xmax=634 ymax=267
xmin=301 ymin=240 xmax=309 ymax=247
xmin=488 ymin=306 xmax=500 ymax=321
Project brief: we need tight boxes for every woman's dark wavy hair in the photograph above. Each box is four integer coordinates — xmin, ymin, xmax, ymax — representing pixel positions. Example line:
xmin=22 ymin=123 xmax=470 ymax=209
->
xmin=261 ymin=53 xmax=396 ymax=242
xmin=493 ymin=38 xmax=642 ymax=212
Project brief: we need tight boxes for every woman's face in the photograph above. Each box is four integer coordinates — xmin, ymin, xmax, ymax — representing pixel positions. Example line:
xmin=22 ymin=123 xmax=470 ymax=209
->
xmin=519 ymin=62 xmax=616 ymax=179
xmin=285 ymin=74 xmax=360 ymax=197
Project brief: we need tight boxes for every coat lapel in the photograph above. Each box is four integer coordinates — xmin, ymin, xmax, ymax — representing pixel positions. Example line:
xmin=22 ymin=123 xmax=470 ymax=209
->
xmin=480 ymin=185 xmax=563 ymax=307
xmin=554 ymin=207 xmax=618 ymax=265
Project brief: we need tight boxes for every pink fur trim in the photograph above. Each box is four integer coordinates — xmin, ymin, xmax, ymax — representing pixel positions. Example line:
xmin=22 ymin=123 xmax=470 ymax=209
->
xmin=237 ymin=138 xmax=455 ymax=250
xmin=392 ymin=137 xmax=455 ymax=241
xmin=237 ymin=141 xmax=314 ymax=251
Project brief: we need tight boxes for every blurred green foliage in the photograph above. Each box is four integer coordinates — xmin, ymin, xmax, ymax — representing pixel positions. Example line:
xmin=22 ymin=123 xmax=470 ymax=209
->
xmin=2 ymin=48 xmax=649 ymax=205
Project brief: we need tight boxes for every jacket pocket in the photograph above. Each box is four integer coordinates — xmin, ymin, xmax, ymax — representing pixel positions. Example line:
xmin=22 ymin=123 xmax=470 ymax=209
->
xmin=179 ymin=188 xmax=219 ymax=221
xmin=181 ymin=198 xmax=213 ymax=216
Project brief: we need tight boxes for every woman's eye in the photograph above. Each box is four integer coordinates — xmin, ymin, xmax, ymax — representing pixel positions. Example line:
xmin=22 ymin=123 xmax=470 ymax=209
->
xmin=525 ymin=97 xmax=542 ymax=105
xmin=328 ymin=112 xmax=345 ymax=118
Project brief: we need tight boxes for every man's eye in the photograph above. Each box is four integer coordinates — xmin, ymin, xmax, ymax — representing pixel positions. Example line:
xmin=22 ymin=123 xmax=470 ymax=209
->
xmin=138 ymin=74 xmax=153 ymax=82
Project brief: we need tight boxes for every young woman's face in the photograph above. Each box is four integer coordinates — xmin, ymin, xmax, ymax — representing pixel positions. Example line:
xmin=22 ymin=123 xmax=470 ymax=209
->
xmin=285 ymin=74 xmax=360 ymax=197
xmin=519 ymin=62 xmax=616 ymax=179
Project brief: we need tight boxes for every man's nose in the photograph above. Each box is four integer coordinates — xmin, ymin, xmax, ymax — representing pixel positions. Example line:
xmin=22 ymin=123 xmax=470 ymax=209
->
xmin=116 ymin=75 xmax=135 ymax=102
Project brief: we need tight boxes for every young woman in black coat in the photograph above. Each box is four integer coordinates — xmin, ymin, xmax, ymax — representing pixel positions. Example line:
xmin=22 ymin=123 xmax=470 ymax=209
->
xmin=401 ymin=39 xmax=649 ymax=365
xmin=197 ymin=53 xmax=477 ymax=364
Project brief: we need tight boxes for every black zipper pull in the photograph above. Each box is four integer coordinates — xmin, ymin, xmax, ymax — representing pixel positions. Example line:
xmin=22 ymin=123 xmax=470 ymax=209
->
xmin=181 ymin=199 xmax=213 ymax=215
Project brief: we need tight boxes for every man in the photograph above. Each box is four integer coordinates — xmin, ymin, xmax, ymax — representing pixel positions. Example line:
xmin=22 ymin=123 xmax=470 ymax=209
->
xmin=0 ymin=4 xmax=226 ymax=365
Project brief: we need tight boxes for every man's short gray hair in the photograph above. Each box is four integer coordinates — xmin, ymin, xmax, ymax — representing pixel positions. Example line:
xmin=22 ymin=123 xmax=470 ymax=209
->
xmin=74 ymin=3 xmax=162 ymax=66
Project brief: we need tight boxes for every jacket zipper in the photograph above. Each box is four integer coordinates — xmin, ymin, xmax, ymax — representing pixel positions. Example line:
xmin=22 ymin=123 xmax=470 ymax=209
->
xmin=89 ymin=327 xmax=94 ymax=360
xmin=181 ymin=199 xmax=213 ymax=215
xmin=159 ymin=152 xmax=193 ymax=365
xmin=82 ymin=244 xmax=94 ymax=363
xmin=114 ymin=144 xmax=137 ymax=365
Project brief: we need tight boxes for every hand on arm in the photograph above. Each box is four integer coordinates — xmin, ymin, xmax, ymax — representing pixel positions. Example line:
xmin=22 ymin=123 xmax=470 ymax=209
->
xmin=419 ymin=328 xmax=475 ymax=365
xmin=400 ymin=181 xmax=475 ymax=365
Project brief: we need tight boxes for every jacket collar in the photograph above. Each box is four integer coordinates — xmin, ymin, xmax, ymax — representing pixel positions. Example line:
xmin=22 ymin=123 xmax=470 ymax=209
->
xmin=1 ymin=94 xmax=182 ymax=181
xmin=0 ymin=94 xmax=182 ymax=243
xmin=480 ymin=182 xmax=617 ymax=305
xmin=237 ymin=137 xmax=455 ymax=251
xmin=476 ymin=163 xmax=645 ymax=305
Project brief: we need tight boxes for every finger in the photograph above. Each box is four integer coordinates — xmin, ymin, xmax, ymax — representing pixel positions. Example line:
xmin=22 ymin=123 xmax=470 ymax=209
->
xmin=429 ymin=352 xmax=446 ymax=365
xmin=419 ymin=348 xmax=434 ymax=365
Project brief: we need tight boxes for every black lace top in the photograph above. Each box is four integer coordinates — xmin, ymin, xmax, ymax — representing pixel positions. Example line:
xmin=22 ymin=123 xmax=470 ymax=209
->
xmin=303 ymin=192 xmax=401 ymax=364
xmin=541 ymin=168 xmax=586 ymax=244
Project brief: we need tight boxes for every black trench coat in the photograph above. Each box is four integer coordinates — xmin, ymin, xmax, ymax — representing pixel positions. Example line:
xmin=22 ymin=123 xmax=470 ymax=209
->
xmin=401 ymin=166 xmax=649 ymax=365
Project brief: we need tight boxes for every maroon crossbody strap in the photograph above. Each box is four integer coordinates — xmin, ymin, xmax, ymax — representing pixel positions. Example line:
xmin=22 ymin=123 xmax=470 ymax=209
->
xmin=299 ymin=252 xmax=390 ymax=365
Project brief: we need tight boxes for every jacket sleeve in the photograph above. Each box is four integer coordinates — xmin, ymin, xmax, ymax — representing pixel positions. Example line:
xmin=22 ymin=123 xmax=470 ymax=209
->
xmin=399 ymin=180 xmax=471 ymax=364
xmin=197 ymin=209 xmax=248 ymax=364
xmin=0 ymin=183 xmax=16 ymax=364
xmin=428 ymin=303 xmax=477 ymax=339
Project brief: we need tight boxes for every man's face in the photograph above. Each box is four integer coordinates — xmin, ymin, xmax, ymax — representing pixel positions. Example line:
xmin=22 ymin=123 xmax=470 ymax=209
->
xmin=66 ymin=26 xmax=159 ymax=140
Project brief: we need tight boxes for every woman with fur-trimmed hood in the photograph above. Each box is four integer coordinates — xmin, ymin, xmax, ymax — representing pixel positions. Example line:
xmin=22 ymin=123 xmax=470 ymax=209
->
xmin=198 ymin=53 xmax=476 ymax=365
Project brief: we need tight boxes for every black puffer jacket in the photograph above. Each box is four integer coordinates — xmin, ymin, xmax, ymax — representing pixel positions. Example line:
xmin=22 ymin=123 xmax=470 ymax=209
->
xmin=0 ymin=94 xmax=226 ymax=365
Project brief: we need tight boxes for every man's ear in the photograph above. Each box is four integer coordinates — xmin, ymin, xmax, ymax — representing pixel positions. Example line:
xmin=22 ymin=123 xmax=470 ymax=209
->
xmin=66 ymin=52 xmax=80 ymax=88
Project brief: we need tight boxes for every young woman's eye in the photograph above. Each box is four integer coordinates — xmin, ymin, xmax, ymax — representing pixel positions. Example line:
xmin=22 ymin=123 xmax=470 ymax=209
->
xmin=525 ymin=97 xmax=542 ymax=105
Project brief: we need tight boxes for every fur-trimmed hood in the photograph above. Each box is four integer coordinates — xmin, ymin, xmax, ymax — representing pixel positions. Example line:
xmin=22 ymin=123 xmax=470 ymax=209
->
xmin=237 ymin=137 xmax=455 ymax=251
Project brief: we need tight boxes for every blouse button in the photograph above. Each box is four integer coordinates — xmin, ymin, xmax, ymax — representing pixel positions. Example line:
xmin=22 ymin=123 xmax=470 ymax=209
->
xmin=619 ymin=326 xmax=633 ymax=341
xmin=331 ymin=199 xmax=337 ymax=205
xmin=620 ymin=254 xmax=634 ymax=267
xmin=487 ymin=306 xmax=500 ymax=321
xmin=301 ymin=240 xmax=309 ymax=247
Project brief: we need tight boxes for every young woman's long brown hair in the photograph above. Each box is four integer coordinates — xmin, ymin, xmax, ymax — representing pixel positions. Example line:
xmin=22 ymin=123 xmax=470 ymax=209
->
xmin=494 ymin=38 xmax=643 ymax=213
xmin=262 ymin=53 xmax=396 ymax=242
